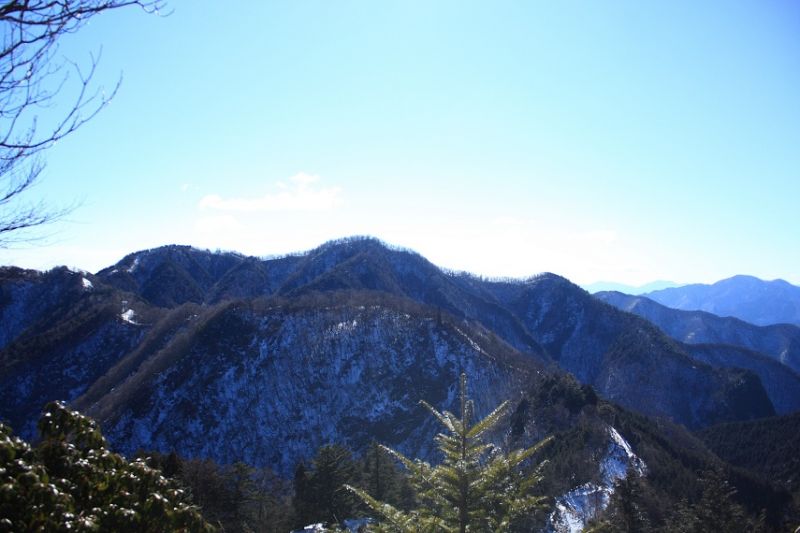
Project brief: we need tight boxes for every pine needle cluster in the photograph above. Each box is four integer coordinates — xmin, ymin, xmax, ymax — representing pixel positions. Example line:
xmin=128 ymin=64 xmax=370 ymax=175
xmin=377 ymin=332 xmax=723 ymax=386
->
xmin=347 ymin=374 xmax=552 ymax=532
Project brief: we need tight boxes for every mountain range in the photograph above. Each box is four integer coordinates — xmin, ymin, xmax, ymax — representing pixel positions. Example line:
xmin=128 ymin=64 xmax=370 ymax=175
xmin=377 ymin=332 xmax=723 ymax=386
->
xmin=595 ymin=291 xmax=800 ymax=415
xmin=2 ymin=237 xmax=798 ymax=528
xmin=642 ymin=275 xmax=800 ymax=327
xmin=1 ymin=239 xmax=782 ymax=443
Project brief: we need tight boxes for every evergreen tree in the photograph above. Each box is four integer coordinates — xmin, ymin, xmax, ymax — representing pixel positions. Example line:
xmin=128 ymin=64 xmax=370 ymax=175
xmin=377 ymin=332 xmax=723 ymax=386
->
xmin=293 ymin=462 xmax=313 ymax=526
xmin=293 ymin=446 xmax=362 ymax=528
xmin=347 ymin=373 xmax=552 ymax=532
xmin=0 ymin=401 xmax=212 ymax=532
xmin=588 ymin=470 xmax=651 ymax=533
xmin=660 ymin=470 xmax=765 ymax=533
xmin=163 ymin=450 xmax=182 ymax=478
xmin=312 ymin=445 xmax=361 ymax=524
xmin=361 ymin=441 xmax=414 ymax=511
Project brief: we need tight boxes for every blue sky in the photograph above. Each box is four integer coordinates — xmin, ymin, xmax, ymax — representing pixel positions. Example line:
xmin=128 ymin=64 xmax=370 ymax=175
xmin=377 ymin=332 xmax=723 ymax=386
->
xmin=1 ymin=1 xmax=799 ymax=285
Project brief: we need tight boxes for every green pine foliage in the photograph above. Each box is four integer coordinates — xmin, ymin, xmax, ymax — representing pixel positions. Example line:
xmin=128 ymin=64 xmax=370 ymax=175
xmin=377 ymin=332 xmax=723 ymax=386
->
xmin=347 ymin=373 xmax=553 ymax=532
xmin=146 ymin=453 xmax=292 ymax=533
xmin=659 ymin=470 xmax=766 ymax=533
xmin=0 ymin=401 xmax=213 ymax=532
xmin=586 ymin=471 xmax=652 ymax=533
xmin=292 ymin=445 xmax=362 ymax=528
xmin=361 ymin=441 xmax=415 ymax=512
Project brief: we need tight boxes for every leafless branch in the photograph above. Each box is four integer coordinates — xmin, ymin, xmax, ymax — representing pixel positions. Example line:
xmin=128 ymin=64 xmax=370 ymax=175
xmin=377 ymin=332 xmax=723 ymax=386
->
xmin=0 ymin=0 xmax=166 ymax=246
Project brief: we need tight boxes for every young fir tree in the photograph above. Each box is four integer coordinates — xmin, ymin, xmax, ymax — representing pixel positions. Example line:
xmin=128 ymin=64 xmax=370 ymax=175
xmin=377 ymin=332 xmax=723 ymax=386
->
xmin=362 ymin=441 xmax=414 ymax=511
xmin=347 ymin=374 xmax=552 ymax=532
xmin=293 ymin=445 xmax=362 ymax=528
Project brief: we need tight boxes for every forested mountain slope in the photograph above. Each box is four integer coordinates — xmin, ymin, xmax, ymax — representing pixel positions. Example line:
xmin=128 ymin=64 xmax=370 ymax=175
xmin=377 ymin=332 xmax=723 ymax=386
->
xmin=1 ymin=239 xmax=797 ymax=529
xmin=1 ymin=239 xmax=775 ymax=448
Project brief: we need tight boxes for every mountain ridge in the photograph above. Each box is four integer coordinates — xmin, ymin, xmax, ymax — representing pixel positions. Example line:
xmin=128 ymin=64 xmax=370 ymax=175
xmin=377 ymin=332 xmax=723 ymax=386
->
xmin=1 ymin=238 xmax=776 ymax=440
xmin=644 ymin=275 xmax=800 ymax=326
xmin=596 ymin=290 xmax=800 ymax=374
xmin=2 ymin=237 xmax=793 ymax=528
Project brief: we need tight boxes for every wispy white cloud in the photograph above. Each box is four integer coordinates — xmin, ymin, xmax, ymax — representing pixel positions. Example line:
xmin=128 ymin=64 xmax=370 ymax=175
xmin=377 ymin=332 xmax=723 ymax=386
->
xmin=198 ymin=173 xmax=342 ymax=212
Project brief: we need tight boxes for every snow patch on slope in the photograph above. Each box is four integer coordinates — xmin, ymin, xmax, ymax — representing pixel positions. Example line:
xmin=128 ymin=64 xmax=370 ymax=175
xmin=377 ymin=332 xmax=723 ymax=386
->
xmin=121 ymin=309 xmax=138 ymax=324
xmin=99 ymin=306 xmax=524 ymax=475
xmin=548 ymin=425 xmax=646 ymax=533
xmin=127 ymin=256 xmax=141 ymax=273
xmin=550 ymin=483 xmax=610 ymax=533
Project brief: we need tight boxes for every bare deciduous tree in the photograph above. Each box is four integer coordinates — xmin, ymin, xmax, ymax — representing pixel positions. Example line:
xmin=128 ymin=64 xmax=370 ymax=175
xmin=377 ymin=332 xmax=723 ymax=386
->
xmin=0 ymin=0 xmax=165 ymax=245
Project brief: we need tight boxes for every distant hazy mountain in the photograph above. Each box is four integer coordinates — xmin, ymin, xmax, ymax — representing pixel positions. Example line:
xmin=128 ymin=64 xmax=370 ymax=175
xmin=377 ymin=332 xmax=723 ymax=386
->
xmin=644 ymin=275 xmax=800 ymax=326
xmin=583 ymin=280 xmax=680 ymax=295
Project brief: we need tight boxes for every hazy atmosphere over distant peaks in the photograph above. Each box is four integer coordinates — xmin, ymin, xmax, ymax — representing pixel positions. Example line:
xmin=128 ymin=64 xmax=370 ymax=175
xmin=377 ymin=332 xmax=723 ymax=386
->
xmin=0 ymin=1 xmax=798 ymax=286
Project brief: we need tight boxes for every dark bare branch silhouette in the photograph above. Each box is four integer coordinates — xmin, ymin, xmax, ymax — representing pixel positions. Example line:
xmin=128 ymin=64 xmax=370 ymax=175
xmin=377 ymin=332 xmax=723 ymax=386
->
xmin=0 ymin=0 xmax=166 ymax=245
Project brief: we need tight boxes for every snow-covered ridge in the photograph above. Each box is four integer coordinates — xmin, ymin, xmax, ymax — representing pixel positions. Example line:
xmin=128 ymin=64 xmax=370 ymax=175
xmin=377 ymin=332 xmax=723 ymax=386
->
xmin=548 ymin=425 xmax=646 ymax=533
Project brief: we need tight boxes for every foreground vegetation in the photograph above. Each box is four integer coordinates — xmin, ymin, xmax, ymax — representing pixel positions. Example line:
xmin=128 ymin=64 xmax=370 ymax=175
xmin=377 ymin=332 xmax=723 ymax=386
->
xmin=2 ymin=375 xmax=799 ymax=532
xmin=0 ymin=401 xmax=212 ymax=532
xmin=347 ymin=373 xmax=553 ymax=532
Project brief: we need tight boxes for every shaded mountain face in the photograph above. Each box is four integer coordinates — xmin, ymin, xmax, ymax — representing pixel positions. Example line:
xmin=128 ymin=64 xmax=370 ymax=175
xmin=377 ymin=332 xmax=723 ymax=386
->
xmin=683 ymin=344 xmax=800 ymax=415
xmin=0 ymin=267 xmax=152 ymax=436
xmin=95 ymin=245 xmax=252 ymax=307
xmin=96 ymin=239 xmax=775 ymax=428
xmin=643 ymin=275 xmax=800 ymax=327
xmin=596 ymin=291 xmax=800 ymax=414
xmin=698 ymin=412 xmax=800 ymax=493
xmin=1 ymin=238 xmax=774 ymax=454
xmin=477 ymin=275 xmax=774 ymax=427
xmin=78 ymin=297 xmax=538 ymax=474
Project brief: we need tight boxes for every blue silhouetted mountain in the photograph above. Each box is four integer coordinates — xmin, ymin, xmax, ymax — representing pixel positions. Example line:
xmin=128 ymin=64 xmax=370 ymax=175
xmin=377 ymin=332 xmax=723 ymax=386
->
xmin=644 ymin=275 xmax=800 ymax=327
xmin=582 ymin=280 xmax=681 ymax=295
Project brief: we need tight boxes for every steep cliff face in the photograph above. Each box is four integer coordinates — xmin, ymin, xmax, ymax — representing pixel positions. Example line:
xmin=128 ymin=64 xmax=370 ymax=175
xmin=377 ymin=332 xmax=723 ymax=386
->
xmin=548 ymin=426 xmax=648 ymax=533
xmin=81 ymin=299 xmax=537 ymax=474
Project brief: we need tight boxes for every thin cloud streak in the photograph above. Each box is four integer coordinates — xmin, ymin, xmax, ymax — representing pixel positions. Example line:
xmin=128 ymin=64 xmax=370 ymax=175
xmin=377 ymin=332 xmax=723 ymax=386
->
xmin=198 ymin=173 xmax=343 ymax=212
